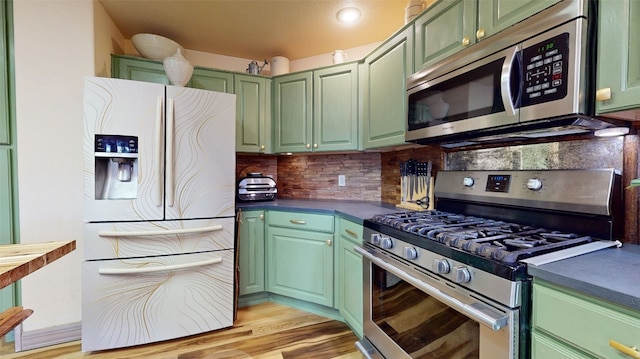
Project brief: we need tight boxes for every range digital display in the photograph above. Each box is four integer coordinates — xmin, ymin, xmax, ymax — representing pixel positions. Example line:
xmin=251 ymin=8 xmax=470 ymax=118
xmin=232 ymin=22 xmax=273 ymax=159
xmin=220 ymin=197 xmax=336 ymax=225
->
xmin=486 ymin=174 xmax=511 ymax=193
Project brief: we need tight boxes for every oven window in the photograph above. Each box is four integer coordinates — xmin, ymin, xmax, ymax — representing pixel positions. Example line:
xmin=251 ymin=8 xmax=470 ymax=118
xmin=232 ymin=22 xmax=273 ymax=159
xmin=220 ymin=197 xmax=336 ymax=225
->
xmin=372 ymin=264 xmax=480 ymax=358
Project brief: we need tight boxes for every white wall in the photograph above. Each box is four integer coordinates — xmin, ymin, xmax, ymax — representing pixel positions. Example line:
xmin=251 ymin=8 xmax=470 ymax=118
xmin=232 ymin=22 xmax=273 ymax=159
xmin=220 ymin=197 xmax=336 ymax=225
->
xmin=13 ymin=0 xmax=94 ymax=338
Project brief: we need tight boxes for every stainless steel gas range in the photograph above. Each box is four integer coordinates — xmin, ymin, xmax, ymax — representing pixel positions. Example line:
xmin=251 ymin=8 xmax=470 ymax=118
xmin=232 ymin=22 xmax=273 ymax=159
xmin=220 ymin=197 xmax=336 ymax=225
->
xmin=355 ymin=169 xmax=622 ymax=359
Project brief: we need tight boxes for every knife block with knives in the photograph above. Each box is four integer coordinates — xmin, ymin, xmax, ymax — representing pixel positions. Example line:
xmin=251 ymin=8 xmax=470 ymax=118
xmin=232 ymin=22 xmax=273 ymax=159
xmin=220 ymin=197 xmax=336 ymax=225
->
xmin=397 ymin=159 xmax=434 ymax=211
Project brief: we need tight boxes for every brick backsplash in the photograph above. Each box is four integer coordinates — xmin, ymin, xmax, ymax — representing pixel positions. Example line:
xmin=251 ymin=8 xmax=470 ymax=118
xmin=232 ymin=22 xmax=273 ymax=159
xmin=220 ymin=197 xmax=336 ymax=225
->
xmin=237 ymin=147 xmax=443 ymax=203
xmin=276 ymin=153 xmax=382 ymax=200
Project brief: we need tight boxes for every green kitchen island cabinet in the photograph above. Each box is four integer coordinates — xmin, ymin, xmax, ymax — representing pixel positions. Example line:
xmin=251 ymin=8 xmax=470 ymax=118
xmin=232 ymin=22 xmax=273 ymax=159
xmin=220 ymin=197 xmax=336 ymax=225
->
xmin=361 ymin=25 xmax=414 ymax=149
xmin=266 ymin=211 xmax=335 ymax=307
xmin=335 ymin=217 xmax=364 ymax=338
xmin=237 ymin=210 xmax=266 ymax=296
xmin=414 ymin=0 xmax=561 ymax=71
xmin=532 ymin=279 xmax=640 ymax=359
xmin=234 ymin=74 xmax=271 ymax=153
xmin=596 ymin=0 xmax=640 ymax=114
xmin=272 ymin=62 xmax=358 ymax=153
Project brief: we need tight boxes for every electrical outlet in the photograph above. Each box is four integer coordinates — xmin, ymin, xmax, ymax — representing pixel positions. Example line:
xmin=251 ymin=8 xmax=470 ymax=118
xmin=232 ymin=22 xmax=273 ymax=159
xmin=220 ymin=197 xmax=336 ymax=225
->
xmin=338 ymin=175 xmax=346 ymax=187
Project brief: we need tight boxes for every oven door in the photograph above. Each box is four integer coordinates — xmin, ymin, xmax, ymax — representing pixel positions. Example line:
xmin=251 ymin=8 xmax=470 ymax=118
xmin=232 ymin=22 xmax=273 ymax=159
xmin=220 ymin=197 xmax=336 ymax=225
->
xmin=355 ymin=245 xmax=518 ymax=359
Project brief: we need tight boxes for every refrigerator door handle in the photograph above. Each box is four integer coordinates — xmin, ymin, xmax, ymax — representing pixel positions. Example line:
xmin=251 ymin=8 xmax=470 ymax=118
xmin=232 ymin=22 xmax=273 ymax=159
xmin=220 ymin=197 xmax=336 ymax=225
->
xmin=154 ymin=96 xmax=164 ymax=207
xmin=98 ymin=224 xmax=224 ymax=237
xmin=166 ymin=97 xmax=175 ymax=207
xmin=98 ymin=256 xmax=223 ymax=275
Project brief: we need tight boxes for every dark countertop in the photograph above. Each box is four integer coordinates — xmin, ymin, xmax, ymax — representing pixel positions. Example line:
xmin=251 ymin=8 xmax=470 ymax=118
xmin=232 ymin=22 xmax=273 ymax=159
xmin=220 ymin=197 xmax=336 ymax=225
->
xmin=528 ymin=244 xmax=640 ymax=312
xmin=237 ymin=199 xmax=401 ymax=224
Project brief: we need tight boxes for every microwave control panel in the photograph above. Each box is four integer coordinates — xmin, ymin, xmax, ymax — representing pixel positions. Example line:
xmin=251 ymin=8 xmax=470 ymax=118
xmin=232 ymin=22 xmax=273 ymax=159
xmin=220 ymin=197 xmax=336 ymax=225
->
xmin=521 ymin=32 xmax=569 ymax=107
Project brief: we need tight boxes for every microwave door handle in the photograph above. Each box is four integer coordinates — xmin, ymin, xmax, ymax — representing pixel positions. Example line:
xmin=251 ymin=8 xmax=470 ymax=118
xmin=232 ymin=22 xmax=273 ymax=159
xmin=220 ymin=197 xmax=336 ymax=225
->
xmin=500 ymin=46 xmax=520 ymax=117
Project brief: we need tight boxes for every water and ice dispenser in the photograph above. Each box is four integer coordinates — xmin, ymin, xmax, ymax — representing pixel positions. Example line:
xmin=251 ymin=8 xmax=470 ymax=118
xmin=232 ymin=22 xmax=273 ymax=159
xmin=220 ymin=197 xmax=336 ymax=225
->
xmin=94 ymin=135 xmax=139 ymax=200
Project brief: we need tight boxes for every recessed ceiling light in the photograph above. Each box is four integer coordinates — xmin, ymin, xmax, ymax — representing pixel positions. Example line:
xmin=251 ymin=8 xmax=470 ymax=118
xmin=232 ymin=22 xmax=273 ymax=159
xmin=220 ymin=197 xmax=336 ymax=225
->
xmin=337 ymin=7 xmax=361 ymax=23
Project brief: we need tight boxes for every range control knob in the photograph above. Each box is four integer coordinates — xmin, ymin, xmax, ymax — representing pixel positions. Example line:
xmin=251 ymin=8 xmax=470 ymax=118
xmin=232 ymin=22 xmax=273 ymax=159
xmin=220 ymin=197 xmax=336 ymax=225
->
xmin=371 ymin=233 xmax=381 ymax=245
xmin=380 ymin=237 xmax=393 ymax=249
xmin=404 ymin=247 xmax=418 ymax=260
xmin=453 ymin=266 xmax=472 ymax=283
xmin=433 ymin=259 xmax=450 ymax=274
xmin=526 ymin=178 xmax=543 ymax=191
xmin=463 ymin=177 xmax=475 ymax=187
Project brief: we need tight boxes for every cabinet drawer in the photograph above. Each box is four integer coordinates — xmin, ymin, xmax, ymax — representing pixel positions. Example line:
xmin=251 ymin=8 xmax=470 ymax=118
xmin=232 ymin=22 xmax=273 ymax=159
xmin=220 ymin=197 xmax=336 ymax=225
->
xmin=338 ymin=217 xmax=363 ymax=246
xmin=267 ymin=211 xmax=334 ymax=233
xmin=533 ymin=280 xmax=640 ymax=358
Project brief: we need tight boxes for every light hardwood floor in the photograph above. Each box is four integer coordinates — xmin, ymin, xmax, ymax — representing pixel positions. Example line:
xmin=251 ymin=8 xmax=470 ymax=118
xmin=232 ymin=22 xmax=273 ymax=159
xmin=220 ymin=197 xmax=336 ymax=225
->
xmin=0 ymin=302 xmax=361 ymax=359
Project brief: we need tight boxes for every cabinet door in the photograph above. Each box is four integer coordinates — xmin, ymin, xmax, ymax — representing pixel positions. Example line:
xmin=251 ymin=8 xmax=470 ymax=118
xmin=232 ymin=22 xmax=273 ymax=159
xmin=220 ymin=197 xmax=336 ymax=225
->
xmin=336 ymin=218 xmax=363 ymax=337
xmin=273 ymin=72 xmax=313 ymax=153
xmin=362 ymin=26 xmax=414 ymax=149
xmin=111 ymin=55 xmax=169 ymax=85
xmin=533 ymin=280 xmax=640 ymax=359
xmin=596 ymin=0 xmax=640 ymax=113
xmin=477 ymin=0 xmax=561 ymax=42
xmin=235 ymin=74 xmax=271 ymax=153
xmin=190 ymin=68 xmax=234 ymax=93
xmin=238 ymin=210 xmax=265 ymax=295
xmin=267 ymin=226 xmax=334 ymax=307
xmin=313 ymin=63 xmax=359 ymax=152
xmin=0 ymin=1 xmax=8 ymax=145
xmin=414 ymin=0 xmax=477 ymax=70
xmin=0 ymin=149 xmax=13 ymax=246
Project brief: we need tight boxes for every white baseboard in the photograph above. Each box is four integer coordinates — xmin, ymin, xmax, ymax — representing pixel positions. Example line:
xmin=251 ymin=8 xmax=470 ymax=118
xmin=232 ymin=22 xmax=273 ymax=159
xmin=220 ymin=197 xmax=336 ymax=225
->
xmin=15 ymin=322 xmax=81 ymax=352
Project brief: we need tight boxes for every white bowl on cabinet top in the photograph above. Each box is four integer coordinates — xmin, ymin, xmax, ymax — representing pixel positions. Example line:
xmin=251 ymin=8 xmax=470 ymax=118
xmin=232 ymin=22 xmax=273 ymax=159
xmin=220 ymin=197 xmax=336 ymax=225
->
xmin=131 ymin=33 xmax=185 ymax=60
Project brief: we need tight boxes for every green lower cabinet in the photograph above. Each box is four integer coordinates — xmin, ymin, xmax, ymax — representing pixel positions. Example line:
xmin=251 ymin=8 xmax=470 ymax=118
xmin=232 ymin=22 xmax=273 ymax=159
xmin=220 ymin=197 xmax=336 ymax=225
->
xmin=336 ymin=218 xmax=363 ymax=337
xmin=266 ymin=211 xmax=334 ymax=307
xmin=532 ymin=279 xmax=640 ymax=359
xmin=238 ymin=210 xmax=265 ymax=295
xmin=596 ymin=0 xmax=640 ymax=114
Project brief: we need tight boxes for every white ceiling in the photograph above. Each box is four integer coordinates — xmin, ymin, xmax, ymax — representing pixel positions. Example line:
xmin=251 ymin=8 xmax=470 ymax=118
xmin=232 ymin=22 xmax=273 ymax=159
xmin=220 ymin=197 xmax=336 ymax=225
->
xmin=98 ymin=0 xmax=412 ymax=61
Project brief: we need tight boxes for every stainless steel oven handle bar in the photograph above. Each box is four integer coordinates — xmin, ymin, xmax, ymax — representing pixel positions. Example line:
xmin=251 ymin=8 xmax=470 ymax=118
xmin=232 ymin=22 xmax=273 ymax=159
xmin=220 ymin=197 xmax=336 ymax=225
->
xmin=355 ymin=246 xmax=509 ymax=331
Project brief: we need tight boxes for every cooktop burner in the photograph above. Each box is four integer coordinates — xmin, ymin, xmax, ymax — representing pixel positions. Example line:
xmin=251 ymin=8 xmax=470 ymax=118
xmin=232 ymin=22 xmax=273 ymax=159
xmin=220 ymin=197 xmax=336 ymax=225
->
xmin=369 ymin=211 xmax=592 ymax=264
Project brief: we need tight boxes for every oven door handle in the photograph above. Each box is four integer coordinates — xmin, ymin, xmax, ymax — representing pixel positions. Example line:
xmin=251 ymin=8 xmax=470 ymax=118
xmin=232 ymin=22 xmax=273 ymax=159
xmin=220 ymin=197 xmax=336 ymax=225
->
xmin=355 ymin=246 xmax=509 ymax=331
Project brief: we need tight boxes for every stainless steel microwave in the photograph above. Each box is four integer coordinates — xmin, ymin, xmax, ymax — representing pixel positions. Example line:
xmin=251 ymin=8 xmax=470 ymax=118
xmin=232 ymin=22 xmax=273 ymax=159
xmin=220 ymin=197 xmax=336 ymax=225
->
xmin=405 ymin=0 xmax=614 ymax=148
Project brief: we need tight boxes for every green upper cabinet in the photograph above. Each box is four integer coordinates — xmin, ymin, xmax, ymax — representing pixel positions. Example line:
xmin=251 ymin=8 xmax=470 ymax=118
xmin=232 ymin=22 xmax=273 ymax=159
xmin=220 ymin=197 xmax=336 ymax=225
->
xmin=362 ymin=25 xmax=414 ymax=149
xmin=190 ymin=67 xmax=234 ymax=93
xmin=415 ymin=0 xmax=561 ymax=71
xmin=596 ymin=0 xmax=640 ymax=114
xmin=0 ymin=1 xmax=8 ymax=145
xmin=235 ymin=74 xmax=271 ymax=153
xmin=313 ymin=63 xmax=358 ymax=152
xmin=477 ymin=0 xmax=561 ymax=43
xmin=414 ymin=0 xmax=477 ymax=70
xmin=273 ymin=63 xmax=358 ymax=153
xmin=112 ymin=55 xmax=169 ymax=85
xmin=272 ymin=71 xmax=313 ymax=152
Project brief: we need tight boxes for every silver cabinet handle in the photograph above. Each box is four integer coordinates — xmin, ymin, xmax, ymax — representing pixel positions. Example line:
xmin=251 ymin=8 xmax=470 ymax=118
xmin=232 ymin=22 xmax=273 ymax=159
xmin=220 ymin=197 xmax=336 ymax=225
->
xmin=259 ymin=214 xmax=264 ymax=220
xmin=355 ymin=246 xmax=509 ymax=331
xmin=326 ymin=240 xmax=332 ymax=247
xmin=99 ymin=256 xmax=222 ymax=275
xmin=289 ymin=219 xmax=306 ymax=224
xmin=98 ymin=225 xmax=223 ymax=237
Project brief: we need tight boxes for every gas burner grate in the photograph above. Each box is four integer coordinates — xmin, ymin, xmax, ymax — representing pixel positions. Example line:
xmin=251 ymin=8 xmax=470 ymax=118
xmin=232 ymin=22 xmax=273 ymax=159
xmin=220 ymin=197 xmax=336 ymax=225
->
xmin=370 ymin=211 xmax=592 ymax=263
